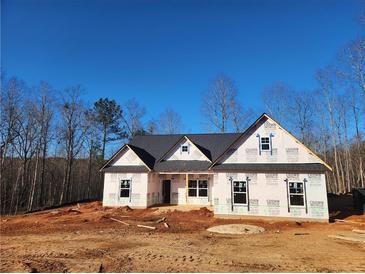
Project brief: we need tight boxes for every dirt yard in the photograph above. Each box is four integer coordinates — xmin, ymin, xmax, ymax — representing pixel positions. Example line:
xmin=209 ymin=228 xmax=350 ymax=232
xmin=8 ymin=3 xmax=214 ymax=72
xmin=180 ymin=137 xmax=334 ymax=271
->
xmin=1 ymin=198 xmax=364 ymax=273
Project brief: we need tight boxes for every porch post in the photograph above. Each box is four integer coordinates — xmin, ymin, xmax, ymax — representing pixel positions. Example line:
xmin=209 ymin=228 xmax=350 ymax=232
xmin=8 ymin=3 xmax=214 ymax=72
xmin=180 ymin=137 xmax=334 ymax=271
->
xmin=185 ymin=173 xmax=188 ymax=204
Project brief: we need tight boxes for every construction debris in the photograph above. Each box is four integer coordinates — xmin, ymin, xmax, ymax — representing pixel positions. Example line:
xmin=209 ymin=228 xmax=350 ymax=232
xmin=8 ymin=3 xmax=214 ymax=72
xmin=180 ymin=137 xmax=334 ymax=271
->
xmin=328 ymin=233 xmax=365 ymax=243
xmin=68 ymin=208 xmax=81 ymax=213
xmin=109 ymin=217 xmax=130 ymax=226
xmin=334 ymin=219 xmax=364 ymax=225
xmin=163 ymin=222 xmax=169 ymax=228
xmin=98 ymin=263 xmax=104 ymax=273
xmin=155 ymin=217 xmax=166 ymax=223
xmin=294 ymin=233 xmax=310 ymax=236
xmin=137 ymin=224 xmax=156 ymax=230
xmin=352 ymin=229 xmax=365 ymax=234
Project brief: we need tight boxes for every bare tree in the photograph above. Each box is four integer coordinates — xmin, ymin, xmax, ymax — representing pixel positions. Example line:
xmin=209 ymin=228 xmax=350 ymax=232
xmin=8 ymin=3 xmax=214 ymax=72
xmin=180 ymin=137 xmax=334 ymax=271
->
xmin=201 ymin=74 xmax=238 ymax=132
xmin=230 ymin=100 xmax=255 ymax=133
xmin=122 ymin=98 xmax=146 ymax=138
xmin=159 ymin=108 xmax=183 ymax=134
xmin=36 ymin=82 xmax=54 ymax=207
xmin=0 ymin=77 xmax=22 ymax=213
xmin=262 ymin=84 xmax=315 ymax=147
xmin=146 ymin=119 xmax=159 ymax=134
xmin=338 ymin=37 xmax=365 ymax=94
xmin=58 ymin=86 xmax=87 ymax=204
xmin=316 ymin=67 xmax=346 ymax=193
xmin=12 ymin=97 xmax=40 ymax=213
xmin=262 ymin=82 xmax=293 ymax=123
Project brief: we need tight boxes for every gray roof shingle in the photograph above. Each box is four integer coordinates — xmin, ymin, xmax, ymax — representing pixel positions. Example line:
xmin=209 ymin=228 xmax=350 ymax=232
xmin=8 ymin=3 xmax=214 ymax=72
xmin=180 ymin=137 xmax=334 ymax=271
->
xmin=101 ymin=166 xmax=150 ymax=172
xmin=127 ymin=133 xmax=241 ymax=169
xmin=154 ymin=160 xmax=211 ymax=172
xmin=212 ymin=163 xmax=328 ymax=172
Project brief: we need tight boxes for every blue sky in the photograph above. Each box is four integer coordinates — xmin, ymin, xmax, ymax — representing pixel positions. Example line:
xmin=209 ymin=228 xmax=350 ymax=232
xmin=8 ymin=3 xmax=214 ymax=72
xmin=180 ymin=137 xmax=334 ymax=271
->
xmin=2 ymin=0 xmax=364 ymax=133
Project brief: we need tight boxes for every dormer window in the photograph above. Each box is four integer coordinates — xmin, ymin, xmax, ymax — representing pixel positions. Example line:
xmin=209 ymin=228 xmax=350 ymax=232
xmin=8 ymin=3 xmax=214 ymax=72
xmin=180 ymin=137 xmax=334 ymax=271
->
xmin=181 ymin=145 xmax=189 ymax=153
xmin=261 ymin=137 xmax=270 ymax=151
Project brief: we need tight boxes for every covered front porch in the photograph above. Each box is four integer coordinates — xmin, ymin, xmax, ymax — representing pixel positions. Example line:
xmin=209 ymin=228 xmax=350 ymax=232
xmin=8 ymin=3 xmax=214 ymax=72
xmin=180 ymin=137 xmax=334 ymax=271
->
xmin=148 ymin=172 xmax=214 ymax=207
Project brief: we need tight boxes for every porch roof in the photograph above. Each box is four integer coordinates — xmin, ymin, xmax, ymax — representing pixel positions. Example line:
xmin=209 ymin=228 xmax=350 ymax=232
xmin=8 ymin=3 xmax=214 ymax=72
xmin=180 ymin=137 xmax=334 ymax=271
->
xmin=101 ymin=165 xmax=150 ymax=172
xmin=154 ymin=160 xmax=211 ymax=172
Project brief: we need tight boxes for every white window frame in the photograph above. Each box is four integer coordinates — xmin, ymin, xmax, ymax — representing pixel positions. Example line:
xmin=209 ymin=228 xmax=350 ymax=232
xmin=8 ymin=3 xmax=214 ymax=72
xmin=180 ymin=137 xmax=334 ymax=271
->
xmin=288 ymin=181 xmax=305 ymax=207
xmin=188 ymin=179 xmax=208 ymax=198
xmin=120 ymin=179 xmax=131 ymax=198
xmin=261 ymin=137 xmax=270 ymax=151
xmin=233 ymin=181 xmax=247 ymax=205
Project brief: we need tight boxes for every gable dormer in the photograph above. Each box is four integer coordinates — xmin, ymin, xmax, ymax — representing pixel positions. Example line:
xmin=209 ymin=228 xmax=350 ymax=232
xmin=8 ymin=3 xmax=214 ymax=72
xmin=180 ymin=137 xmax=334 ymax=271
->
xmin=160 ymin=136 xmax=211 ymax=162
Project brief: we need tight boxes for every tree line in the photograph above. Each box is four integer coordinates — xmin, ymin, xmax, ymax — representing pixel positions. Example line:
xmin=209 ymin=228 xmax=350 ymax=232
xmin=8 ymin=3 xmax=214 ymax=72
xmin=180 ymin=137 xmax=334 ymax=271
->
xmin=1 ymin=15 xmax=364 ymax=215
xmin=201 ymin=38 xmax=365 ymax=194
xmin=0 ymin=77 xmax=188 ymax=215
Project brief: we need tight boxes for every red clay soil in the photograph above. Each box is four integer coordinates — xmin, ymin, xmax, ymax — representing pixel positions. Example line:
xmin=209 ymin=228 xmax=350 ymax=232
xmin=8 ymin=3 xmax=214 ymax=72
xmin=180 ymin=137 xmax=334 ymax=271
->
xmin=1 ymin=201 xmax=364 ymax=273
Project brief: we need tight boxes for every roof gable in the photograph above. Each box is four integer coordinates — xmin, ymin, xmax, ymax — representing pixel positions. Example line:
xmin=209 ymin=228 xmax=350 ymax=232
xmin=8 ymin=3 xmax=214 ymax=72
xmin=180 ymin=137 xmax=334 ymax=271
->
xmin=210 ymin=114 xmax=332 ymax=171
xmin=159 ymin=136 xmax=212 ymax=162
xmin=100 ymin=145 xmax=152 ymax=171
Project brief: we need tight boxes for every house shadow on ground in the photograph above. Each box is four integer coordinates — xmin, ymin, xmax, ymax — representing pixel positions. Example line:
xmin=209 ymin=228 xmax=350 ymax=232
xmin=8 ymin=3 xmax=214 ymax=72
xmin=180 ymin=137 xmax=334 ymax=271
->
xmin=328 ymin=193 xmax=363 ymax=222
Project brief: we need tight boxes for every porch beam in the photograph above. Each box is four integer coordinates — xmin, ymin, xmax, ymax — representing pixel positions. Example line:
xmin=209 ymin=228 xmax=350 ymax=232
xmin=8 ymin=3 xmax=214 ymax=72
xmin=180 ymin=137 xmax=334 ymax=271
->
xmin=158 ymin=172 xmax=213 ymax=175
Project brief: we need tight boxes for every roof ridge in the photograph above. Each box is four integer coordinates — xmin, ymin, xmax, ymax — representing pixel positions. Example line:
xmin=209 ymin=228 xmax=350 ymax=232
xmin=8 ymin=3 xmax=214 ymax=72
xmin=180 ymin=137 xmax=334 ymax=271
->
xmin=132 ymin=132 xmax=242 ymax=137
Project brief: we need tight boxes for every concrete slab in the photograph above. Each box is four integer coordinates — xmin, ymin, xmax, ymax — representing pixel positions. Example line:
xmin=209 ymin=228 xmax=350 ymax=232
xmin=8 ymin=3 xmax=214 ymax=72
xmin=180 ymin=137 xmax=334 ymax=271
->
xmin=207 ymin=224 xmax=265 ymax=235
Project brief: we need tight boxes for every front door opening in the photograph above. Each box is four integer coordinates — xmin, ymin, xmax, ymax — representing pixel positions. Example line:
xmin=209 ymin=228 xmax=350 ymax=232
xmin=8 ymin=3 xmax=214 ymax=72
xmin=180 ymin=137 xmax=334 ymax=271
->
xmin=162 ymin=180 xmax=171 ymax=203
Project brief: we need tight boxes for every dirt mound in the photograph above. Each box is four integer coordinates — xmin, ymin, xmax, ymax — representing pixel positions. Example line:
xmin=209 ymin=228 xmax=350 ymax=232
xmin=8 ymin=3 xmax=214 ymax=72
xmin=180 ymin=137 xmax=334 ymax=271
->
xmin=195 ymin=207 xmax=214 ymax=217
xmin=117 ymin=205 xmax=133 ymax=212
xmin=81 ymin=201 xmax=103 ymax=210
xmin=169 ymin=207 xmax=213 ymax=218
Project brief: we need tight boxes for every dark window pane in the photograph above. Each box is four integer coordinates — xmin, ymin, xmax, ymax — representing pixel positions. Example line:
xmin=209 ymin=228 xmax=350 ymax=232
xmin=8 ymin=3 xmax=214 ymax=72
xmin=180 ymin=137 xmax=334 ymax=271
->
xmin=120 ymin=189 xmax=130 ymax=198
xmin=296 ymin=188 xmax=303 ymax=194
xmin=199 ymin=189 xmax=208 ymax=197
xmin=233 ymin=181 xmax=246 ymax=192
xmin=261 ymin=144 xmax=270 ymax=150
xmin=188 ymin=180 xmax=197 ymax=188
xmin=290 ymin=194 xmax=304 ymax=206
xmin=198 ymin=180 xmax=207 ymax=188
xmin=121 ymin=180 xmax=130 ymax=188
xmin=261 ymin=137 xmax=269 ymax=144
xmin=182 ymin=145 xmax=188 ymax=152
xmin=234 ymin=193 xmax=246 ymax=204
xmin=188 ymin=189 xmax=197 ymax=197
xmin=289 ymin=182 xmax=303 ymax=194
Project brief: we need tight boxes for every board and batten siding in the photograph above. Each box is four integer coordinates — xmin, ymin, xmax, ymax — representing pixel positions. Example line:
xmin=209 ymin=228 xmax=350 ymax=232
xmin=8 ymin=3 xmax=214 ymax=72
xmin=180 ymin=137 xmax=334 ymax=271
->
xmin=213 ymin=172 xmax=329 ymax=220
